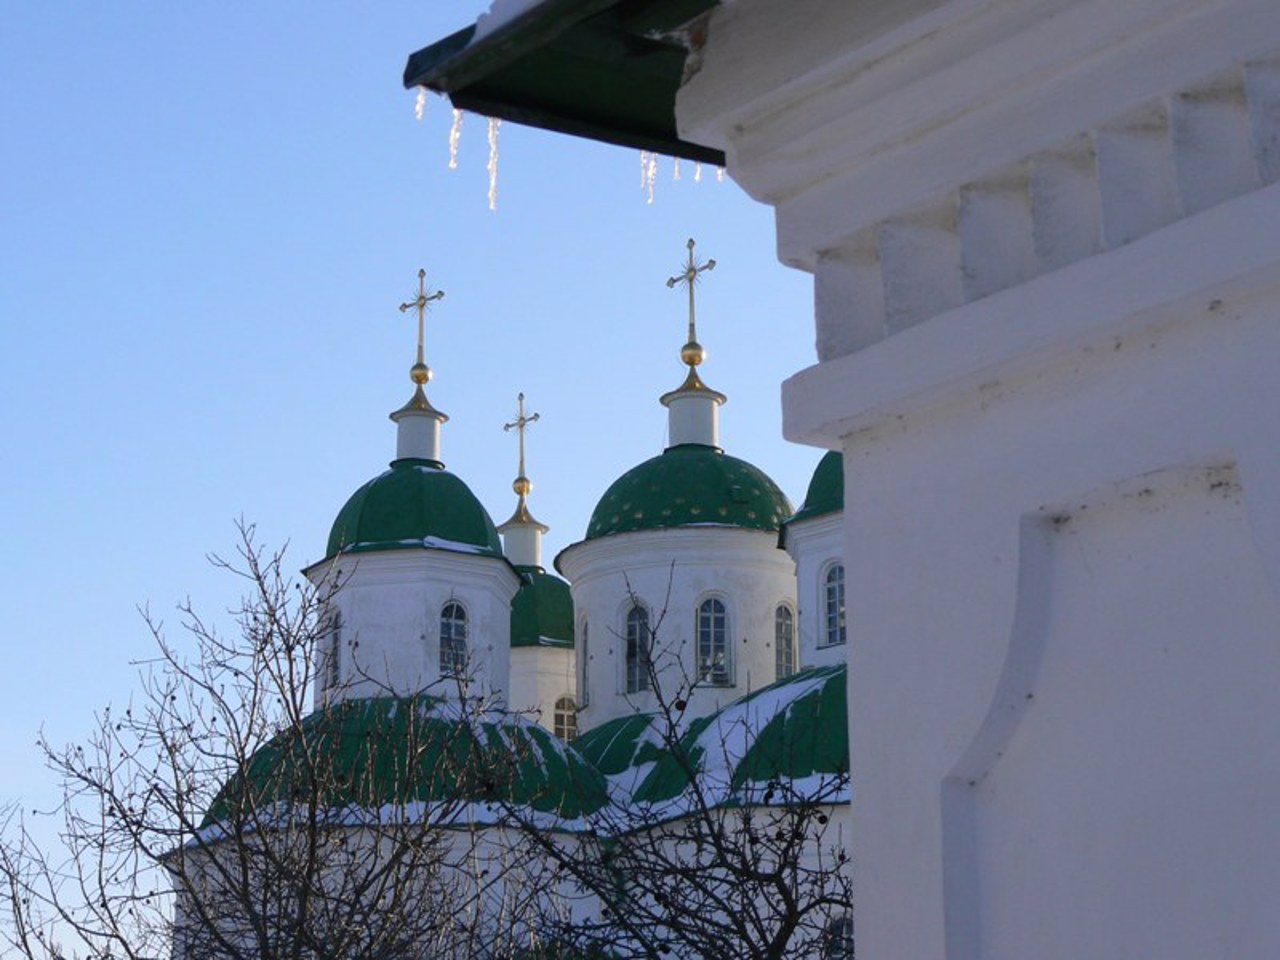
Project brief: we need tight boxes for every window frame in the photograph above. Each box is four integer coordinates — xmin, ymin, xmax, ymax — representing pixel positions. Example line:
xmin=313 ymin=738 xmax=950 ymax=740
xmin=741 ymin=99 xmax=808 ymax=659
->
xmin=820 ymin=562 xmax=847 ymax=648
xmin=439 ymin=600 xmax=469 ymax=678
xmin=624 ymin=603 xmax=651 ymax=694
xmin=553 ymin=695 xmax=578 ymax=740
xmin=323 ymin=609 xmax=343 ymax=693
xmin=822 ymin=913 xmax=854 ymax=959
xmin=696 ymin=595 xmax=733 ymax=686
xmin=578 ymin=617 xmax=590 ymax=707
xmin=775 ymin=603 xmax=796 ymax=679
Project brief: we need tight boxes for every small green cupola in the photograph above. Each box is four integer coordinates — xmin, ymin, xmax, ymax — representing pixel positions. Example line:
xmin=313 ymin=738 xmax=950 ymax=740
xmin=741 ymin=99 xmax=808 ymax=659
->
xmin=787 ymin=451 xmax=844 ymax=525
xmin=324 ymin=268 xmax=503 ymax=562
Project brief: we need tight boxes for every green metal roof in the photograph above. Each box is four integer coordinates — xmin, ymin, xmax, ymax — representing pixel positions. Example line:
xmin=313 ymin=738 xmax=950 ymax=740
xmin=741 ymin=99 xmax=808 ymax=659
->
xmin=326 ymin=459 xmax=504 ymax=561
xmin=404 ymin=0 xmax=723 ymax=164
xmin=631 ymin=665 xmax=849 ymax=806
xmin=203 ymin=695 xmax=610 ymax=828
xmin=582 ymin=444 xmax=793 ymax=542
xmin=511 ymin=566 xmax=575 ymax=649
xmin=787 ymin=451 xmax=844 ymax=525
xmin=571 ymin=713 xmax=665 ymax=775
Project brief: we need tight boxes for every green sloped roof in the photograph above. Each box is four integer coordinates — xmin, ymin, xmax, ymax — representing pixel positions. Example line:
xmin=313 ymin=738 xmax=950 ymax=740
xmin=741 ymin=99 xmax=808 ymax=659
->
xmin=203 ymin=696 xmax=609 ymax=828
xmin=326 ymin=459 xmax=503 ymax=560
xmin=787 ymin=451 xmax=844 ymax=525
xmin=511 ymin=567 xmax=574 ymax=648
xmin=571 ymin=713 xmax=665 ymax=775
xmin=631 ymin=665 xmax=849 ymax=806
xmin=583 ymin=444 xmax=793 ymax=541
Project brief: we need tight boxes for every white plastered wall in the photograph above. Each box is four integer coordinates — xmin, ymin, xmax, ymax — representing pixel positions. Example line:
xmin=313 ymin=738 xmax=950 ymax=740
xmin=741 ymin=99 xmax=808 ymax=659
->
xmin=508 ymin=645 xmax=577 ymax=733
xmin=678 ymin=0 xmax=1280 ymax=955
xmin=306 ymin=550 xmax=519 ymax=706
xmin=783 ymin=513 xmax=846 ymax=670
xmin=558 ymin=527 xmax=797 ymax=730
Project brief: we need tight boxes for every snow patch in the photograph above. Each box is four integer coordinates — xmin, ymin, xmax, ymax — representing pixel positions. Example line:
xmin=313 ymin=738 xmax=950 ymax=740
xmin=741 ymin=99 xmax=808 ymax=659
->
xmin=473 ymin=0 xmax=549 ymax=43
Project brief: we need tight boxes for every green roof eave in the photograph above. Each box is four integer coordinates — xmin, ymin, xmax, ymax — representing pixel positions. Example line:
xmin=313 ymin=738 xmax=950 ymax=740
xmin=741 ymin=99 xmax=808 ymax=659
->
xmin=404 ymin=0 xmax=725 ymax=165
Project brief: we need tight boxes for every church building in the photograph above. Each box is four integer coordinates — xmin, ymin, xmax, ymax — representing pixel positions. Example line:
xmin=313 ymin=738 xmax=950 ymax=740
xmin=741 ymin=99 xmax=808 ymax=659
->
xmin=406 ymin=1 xmax=1280 ymax=957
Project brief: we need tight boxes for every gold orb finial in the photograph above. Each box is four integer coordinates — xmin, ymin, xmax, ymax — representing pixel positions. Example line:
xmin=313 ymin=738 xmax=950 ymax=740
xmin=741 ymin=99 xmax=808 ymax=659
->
xmin=410 ymin=362 xmax=432 ymax=385
xmin=513 ymin=475 xmax=532 ymax=497
xmin=681 ymin=341 xmax=705 ymax=366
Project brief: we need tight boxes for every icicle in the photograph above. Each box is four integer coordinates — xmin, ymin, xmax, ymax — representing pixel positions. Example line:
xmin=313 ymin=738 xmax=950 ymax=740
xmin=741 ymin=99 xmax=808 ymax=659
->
xmin=640 ymin=151 xmax=650 ymax=189
xmin=694 ymin=162 xmax=703 ymax=183
xmin=673 ymin=158 xmax=682 ymax=181
xmin=414 ymin=86 xmax=428 ymax=121
xmin=448 ymin=109 xmax=464 ymax=170
xmin=716 ymin=166 xmax=726 ymax=182
xmin=646 ymin=152 xmax=658 ymax=205
xmin=487 ymin=117 xmax=502 ymax=212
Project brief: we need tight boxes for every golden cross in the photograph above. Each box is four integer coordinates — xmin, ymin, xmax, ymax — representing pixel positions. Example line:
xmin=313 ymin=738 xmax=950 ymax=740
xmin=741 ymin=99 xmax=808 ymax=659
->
xmin=666 ymin=238 xmax=716 ymax=352
xmin=398 ymin=268 xmax=445 ymax=368
xmin=503 ymin=392 xmax=540 ymax=484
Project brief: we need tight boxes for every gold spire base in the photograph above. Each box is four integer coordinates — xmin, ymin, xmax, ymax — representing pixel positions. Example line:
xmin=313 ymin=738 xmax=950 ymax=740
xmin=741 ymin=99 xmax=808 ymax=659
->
xmin=660 ymin=366 xmax=727 ymax=407
xmin=389 ymin=384 xmax=449 ymax=423
xmin=497 ymin=494 xmax=549 ymax=534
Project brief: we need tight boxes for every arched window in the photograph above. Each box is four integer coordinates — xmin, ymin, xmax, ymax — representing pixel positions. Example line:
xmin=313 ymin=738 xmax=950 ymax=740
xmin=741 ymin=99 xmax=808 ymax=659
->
xmin=697 ymin=597 xmax=731 ymax=685
xmin=823 ymin=564 xmax=847 ymax=647
xmin=578 ymin=619 xmax=590 ymax=707
xmin=439 ymin=601 xmax=468 ymax=677
xmin=324 ymin=610 xmax=343 ymax=692
xmin=625 ymin=604 xmax=651 ymax=693
xmin=775 ymin=604 xmax=796 ymax=679
xmin=823 ymin=913 xmax=854 ymax=959
xmin=554 ymin=696 xmax=577 ymax=740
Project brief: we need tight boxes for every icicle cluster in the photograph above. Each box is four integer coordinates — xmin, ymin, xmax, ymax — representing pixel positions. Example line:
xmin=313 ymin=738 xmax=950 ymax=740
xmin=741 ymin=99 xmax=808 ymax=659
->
xmin=448 ymin=109 xmax=464 ymax=170
xmin=487 ymin=117 xmax=502 ymax=212
xmin=634 ymin=152 xmax=724 ymax=204
xmin=415 ymin=98 xmax=730 ymax=209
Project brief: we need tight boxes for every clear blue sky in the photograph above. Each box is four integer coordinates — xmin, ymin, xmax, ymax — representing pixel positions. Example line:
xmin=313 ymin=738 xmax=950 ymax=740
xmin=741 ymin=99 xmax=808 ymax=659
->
xmin=0 ymin=5 xmax=819 ymax=809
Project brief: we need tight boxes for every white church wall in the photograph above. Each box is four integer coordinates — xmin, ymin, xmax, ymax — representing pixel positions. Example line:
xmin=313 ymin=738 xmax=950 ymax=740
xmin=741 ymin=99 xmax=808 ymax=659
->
xmin=675 ymin=0 xmax=1280 ymax=956
xmin=508 ymin=645 xmax=577 ymax=734
xmin=559 ymin=527 xmax=797 ymax=730
xmin=784 ymin=512 xmax=846 ymax=670
xmin=308 ymin=550 xmax=519 ymax=706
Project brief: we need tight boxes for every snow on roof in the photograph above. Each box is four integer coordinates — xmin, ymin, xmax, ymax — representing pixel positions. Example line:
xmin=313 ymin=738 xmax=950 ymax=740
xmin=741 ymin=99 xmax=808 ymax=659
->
xmin=473 ymin=0 xmax=550 ymax=43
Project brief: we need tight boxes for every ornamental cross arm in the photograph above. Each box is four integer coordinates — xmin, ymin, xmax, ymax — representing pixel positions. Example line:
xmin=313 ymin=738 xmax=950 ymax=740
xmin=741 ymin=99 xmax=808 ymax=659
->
xmin=666 ymin=237 xmax=715 ymax=348
xmin=398 ymin=268 xmax=445 ymax=366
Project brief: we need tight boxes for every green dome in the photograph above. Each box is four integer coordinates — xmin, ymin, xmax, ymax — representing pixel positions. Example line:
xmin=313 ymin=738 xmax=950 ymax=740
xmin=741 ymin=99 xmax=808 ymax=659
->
xmin=583 ymin=444 xmax=793 ymax=541
xmin=203 ymin=695 xmax=610 ymax=828
xmin=326 ymin=459 xmax=503 ymax=560
xmin=511 ymin=567 xmax=574 ymax=649
xmin=787 ymin=451 xmax=843 ymax=525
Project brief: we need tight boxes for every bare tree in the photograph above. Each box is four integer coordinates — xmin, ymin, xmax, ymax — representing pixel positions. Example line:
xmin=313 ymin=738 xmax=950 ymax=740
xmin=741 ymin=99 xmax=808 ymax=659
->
xmin=0 ymin=523 xmax=555 ymax=960
xmin=498 ymin=584 xmax=855 ymax=960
